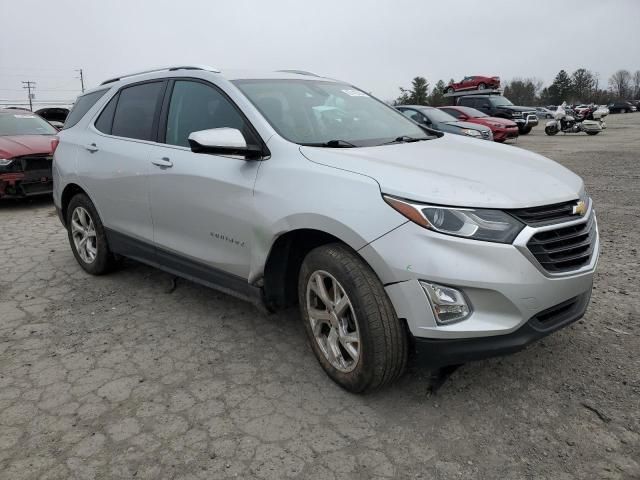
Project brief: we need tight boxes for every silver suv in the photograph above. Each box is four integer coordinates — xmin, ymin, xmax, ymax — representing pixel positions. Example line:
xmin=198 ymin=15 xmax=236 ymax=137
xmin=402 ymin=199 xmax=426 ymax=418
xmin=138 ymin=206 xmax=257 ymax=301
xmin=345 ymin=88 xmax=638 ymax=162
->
xmin=53 ymin=66 xmax=599 ymax=392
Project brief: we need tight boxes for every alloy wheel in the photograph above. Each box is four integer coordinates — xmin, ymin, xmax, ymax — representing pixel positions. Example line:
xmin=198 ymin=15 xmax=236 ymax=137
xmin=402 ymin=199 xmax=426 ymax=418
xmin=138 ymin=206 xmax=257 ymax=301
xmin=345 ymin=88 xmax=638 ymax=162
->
xmin=306 ymin=270 xmax=360 ymax=372
xmin=71 ymin=206 xmax=97 ymax=264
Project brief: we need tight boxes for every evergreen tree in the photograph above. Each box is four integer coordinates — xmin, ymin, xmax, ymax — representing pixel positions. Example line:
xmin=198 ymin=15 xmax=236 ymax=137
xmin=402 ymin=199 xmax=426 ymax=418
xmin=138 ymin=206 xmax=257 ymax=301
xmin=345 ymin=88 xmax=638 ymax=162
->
xmin=395 ymin=76 xmax=430 ymax=105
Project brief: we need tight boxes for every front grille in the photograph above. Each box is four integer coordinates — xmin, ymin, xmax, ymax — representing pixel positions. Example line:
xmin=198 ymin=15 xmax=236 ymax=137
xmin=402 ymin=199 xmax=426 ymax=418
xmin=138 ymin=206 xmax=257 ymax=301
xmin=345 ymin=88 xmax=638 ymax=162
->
xmin=526 ymin=212 xmax=596 ymax=273
xmin=509 ymin=200 xmax=579 ymax=226
xmin=18 ymin=155 xmax=52 ymax=171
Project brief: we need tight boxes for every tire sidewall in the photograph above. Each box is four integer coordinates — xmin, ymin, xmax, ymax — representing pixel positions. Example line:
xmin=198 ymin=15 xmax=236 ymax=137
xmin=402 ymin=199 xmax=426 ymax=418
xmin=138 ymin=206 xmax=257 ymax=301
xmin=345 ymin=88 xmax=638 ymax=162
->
xmin=298 ymin=248 xmax=378 ymax=392
xmin=66 ymin=194 xmax=112 ymax=275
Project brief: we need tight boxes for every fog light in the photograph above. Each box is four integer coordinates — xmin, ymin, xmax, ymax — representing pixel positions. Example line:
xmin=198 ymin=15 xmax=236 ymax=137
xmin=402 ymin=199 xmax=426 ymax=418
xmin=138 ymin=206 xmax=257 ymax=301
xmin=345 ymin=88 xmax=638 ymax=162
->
xmin=420 ymin=281 xmax=471 ymax=325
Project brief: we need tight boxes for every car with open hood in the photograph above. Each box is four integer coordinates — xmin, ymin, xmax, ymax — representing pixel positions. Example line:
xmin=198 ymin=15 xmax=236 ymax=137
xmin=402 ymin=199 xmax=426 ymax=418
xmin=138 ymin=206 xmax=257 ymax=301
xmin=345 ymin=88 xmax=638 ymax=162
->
xmin=53 ymin=66 xmax=599 ymax=392
xmin=0 ymin=108 xmax=59 ymax=198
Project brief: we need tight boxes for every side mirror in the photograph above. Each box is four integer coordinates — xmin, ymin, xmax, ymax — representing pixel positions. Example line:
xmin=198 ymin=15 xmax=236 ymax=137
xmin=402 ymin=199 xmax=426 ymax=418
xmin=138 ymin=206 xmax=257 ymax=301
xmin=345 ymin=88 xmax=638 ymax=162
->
xmin=188 ymin=128 xmax=263 ymax=159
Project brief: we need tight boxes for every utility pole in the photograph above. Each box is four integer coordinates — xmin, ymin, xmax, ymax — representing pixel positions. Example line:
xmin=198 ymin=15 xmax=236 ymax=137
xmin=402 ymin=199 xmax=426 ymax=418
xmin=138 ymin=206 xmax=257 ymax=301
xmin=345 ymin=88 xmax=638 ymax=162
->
xmin=76 ymin=68 xmax=85 ymax=93
xmin=22 ymin=81 xmax=36 ymax=111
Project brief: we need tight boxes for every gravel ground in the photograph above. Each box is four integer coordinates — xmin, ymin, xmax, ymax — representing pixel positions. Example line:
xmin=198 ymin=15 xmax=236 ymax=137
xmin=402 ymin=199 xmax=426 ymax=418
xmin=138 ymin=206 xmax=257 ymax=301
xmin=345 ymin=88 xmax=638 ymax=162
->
xmin=1 ymin=113 xmax=639 ymax=480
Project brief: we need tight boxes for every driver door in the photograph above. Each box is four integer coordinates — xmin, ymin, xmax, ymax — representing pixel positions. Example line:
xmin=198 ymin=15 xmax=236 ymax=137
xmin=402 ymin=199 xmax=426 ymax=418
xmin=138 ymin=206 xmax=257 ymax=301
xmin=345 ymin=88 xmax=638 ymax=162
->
xmin=147 ymin=79 xmax=261 ymax=279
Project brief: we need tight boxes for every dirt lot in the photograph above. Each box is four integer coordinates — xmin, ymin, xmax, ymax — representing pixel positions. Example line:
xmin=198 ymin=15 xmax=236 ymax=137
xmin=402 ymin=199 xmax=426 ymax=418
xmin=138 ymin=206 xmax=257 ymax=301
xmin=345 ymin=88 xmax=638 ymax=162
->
xmin=1 ymin=113 xmax=639 ymax=480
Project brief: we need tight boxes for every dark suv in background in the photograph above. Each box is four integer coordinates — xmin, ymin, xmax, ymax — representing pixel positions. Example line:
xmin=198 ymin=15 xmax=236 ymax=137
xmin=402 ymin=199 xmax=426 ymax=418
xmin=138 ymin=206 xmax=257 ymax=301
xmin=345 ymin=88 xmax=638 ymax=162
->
xmin=457 ymin=95 xmax=538 ymax=134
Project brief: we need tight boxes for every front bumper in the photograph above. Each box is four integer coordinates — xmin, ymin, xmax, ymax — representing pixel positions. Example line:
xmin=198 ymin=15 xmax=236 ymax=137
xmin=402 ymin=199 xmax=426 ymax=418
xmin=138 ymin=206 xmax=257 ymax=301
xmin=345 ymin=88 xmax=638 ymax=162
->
xmin=412 ymin=290 xmax=590 ymax=367
xmin=358 ymin=207 xmax=598 ymax=354
xmin=513 ymin=114 xmax=539 ymax=128
xmin=493 ymin=127 xmax=519 ymax=141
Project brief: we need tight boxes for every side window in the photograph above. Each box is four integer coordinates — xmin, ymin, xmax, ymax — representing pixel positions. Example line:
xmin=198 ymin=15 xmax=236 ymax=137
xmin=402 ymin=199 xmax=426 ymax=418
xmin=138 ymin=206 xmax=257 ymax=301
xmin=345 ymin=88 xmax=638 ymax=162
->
xmin=111 ymin=82 xmax=164 ymax=141
xmin=62 ymin=89 xmax=108 ymax=129
xmin=94 ymin=93 xmax=118 ymax=134
xmin=165 ymin=80 xmax=251 ymax=148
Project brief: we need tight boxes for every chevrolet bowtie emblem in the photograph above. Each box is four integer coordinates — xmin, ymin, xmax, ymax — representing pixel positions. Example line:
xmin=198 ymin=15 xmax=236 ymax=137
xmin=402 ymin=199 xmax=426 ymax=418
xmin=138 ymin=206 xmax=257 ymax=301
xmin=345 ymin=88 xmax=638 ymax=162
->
xmin=572 ymin=200 xmax=587 ymax=216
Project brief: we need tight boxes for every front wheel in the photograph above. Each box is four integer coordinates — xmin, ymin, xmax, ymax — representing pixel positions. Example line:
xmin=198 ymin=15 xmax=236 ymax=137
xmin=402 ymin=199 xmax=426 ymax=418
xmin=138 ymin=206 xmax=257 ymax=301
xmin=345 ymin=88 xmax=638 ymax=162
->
xmin=66 ymin=193 xmax=119 ymax=275
xmin=545 ymin=125 xmax=558 ymax=136
xmin=298 ymin=244 xmax=408 ymax=393
xmin=478 ymin=82 xmax=486 ymax=90
xmin=586 ymin=131 xmax=600 ymax=136
xmin=519 ymin=126 xmax=533 ymax=135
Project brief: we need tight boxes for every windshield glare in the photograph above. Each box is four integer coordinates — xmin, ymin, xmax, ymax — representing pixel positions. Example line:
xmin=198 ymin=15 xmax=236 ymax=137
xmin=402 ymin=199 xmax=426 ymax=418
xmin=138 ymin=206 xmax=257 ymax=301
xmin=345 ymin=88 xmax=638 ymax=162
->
xmin=233 ymin=79 xmax=431 ymax=146
xmin=458 ymin=106 xmax=487 ymax=118
xmin=0 ymin=113 xmax=57 ymax=136
xmin=491 ymin=96 xmax=514 ymax=106
xmin=421 ymin=108 xmax=457 ymax=123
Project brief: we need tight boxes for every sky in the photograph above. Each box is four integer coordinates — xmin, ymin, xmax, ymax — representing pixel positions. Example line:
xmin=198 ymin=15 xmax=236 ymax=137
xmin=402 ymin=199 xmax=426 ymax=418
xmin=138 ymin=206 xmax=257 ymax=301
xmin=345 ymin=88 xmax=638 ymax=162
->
xmin=1 ymin=0 xmax=638 ymax=107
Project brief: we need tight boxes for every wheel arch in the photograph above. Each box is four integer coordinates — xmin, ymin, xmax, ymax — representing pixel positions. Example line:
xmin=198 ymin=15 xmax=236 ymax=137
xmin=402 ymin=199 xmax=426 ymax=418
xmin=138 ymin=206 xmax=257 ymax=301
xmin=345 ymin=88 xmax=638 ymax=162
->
xmin=260 ymin=224 xmax=386 ymax=312
xmin=60 ymin=183 xmax=91 ymax=227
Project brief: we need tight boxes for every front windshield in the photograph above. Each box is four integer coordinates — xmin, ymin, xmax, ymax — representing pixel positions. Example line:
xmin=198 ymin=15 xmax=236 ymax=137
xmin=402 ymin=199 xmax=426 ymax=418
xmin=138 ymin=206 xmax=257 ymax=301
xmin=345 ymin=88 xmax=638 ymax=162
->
xmin=0 ymin=112 xmax=57 ymax=136
xmin=233 ymin=79 xmax=431 ymax=146
xmin=491 ymin=96 xmax=514 ymax=106
xmin=457 ymin=106 xmax=487 ymax=118
xmin=421 ymin=108 xmax=458 ymax=123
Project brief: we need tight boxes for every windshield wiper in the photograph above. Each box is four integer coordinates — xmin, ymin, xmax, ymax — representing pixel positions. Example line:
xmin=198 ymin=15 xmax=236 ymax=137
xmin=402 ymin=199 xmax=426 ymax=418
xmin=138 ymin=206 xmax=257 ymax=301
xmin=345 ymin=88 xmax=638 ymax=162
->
xmin=380 ymin=135 xmax=430 ymax=146
xmin=302 ymin=139 xmax=357 ymax=148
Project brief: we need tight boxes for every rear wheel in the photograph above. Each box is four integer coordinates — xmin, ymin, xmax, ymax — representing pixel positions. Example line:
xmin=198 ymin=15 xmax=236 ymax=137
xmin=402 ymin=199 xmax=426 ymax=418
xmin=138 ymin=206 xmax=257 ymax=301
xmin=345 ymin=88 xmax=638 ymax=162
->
xmin=298 ymin=243 xmax=408 ymax=393
xmin=66 ymin=194 xmax=119 ymax=275
xmin=478 ymin=82 xmax=486 ymax=90
xmin=586 ymin=131 xmax=600 ymax=136
xmin=446 ymin=86 xmax=454 ymax=94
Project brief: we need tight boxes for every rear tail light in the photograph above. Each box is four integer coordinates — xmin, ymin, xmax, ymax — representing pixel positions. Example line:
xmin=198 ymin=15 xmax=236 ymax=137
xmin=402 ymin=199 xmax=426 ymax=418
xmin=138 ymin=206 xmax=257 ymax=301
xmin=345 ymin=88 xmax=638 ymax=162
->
xmin=51 ymin=136 xmax=60 ymax=154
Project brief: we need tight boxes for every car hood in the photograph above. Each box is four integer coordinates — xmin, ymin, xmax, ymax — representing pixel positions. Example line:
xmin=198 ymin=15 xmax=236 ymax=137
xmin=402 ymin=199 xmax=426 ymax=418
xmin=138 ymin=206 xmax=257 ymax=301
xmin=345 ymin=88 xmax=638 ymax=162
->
xmin=299 ymin=135 xmax=583 ymax=209
xmin=0 ymin=135 xmax=54 ymax=159
xmin=443 ymin=120 xmax=490 ymax=131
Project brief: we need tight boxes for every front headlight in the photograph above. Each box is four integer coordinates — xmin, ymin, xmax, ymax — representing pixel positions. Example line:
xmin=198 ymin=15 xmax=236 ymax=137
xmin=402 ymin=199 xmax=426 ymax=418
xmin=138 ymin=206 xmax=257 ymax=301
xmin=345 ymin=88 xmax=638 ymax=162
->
xmin=461 ymin=128 xmax=481 ymax=137
xmin=383 ymin=195 xmax=525 ymax=243
xmin=0 ymin=158 xmax=14 ymax=167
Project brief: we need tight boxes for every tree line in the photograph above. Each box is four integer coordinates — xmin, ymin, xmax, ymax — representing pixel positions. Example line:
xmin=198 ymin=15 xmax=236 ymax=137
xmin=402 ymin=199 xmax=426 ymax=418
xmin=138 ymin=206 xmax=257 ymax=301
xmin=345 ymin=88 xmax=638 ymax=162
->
xmin=394 ymin=68 xmax=640 ymax=107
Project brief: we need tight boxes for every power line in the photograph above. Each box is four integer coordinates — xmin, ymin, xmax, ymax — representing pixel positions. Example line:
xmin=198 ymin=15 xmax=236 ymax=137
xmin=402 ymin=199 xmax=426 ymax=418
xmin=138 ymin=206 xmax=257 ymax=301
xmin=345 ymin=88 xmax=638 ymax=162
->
xmin=21 ymin=81 xmax=36 ymax=111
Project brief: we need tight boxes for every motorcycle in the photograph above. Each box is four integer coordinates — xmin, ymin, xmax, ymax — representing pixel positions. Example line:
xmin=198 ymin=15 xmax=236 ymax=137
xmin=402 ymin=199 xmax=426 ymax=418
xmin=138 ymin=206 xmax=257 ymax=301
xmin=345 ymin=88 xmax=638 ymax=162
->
xmin=545 ymin=102 xmax=602 ymax=136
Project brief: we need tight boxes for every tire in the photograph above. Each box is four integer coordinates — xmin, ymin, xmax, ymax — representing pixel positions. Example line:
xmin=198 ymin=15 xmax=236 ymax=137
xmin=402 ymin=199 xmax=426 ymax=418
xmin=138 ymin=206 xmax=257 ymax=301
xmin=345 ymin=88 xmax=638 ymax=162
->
xmin=478 ymin=82 xmax=486 ymax=90
xmin=586 ymin=131 xmax=600 ymax=135
xmin=66 ymin=193 xmax=119 ymax=275
xmin=446 ymin=87 xmax=454 ymax=94
xmin=519 ymin=126 xmax=533 ymax=135
xmin=545 ymin=126 xmax=558 ymax=136
xmin=298 ymin=243 xmax=408 ymax=393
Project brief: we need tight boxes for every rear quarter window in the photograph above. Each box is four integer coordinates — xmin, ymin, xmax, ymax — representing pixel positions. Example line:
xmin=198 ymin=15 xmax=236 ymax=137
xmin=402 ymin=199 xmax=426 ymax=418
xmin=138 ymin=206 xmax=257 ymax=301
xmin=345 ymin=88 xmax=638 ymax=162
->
xmin=62 ymin=89 xmax=109 ymax=129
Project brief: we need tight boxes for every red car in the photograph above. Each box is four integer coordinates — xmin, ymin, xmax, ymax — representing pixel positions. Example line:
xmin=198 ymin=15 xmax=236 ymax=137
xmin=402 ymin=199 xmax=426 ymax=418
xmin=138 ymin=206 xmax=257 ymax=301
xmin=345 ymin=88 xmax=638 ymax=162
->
xmin=446 ymin=75 xmax=500 ymax=94
xmin=0 ymin=109 xmax=58 ymax=198
xmin=439 ymin=106 xmax=519 ymax=142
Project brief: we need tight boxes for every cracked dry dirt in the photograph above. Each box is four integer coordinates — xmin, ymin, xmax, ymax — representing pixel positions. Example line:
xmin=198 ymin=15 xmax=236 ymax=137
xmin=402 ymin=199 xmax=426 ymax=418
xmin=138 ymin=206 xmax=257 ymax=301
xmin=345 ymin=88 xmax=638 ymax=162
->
xmin=1 ymin=114 xmax=639 ymax=479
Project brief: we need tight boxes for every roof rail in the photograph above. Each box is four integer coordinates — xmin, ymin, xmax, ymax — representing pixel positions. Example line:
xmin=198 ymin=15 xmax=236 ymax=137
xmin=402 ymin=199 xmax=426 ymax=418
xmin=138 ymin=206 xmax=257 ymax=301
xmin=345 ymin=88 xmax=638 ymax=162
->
xmin=100 ymin=65 xmax=221 ymax=86
xmin=277 ymin=69 xmax=320 ymax=77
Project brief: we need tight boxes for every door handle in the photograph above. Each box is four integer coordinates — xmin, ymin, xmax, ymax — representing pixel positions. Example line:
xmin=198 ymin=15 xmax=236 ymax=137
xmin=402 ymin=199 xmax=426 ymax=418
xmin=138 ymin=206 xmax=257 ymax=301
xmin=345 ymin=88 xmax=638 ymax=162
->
xmin=85 ymin=143 xmax=99 ymax=153
xmin=151 ymin=157 xmax=173 ymax=168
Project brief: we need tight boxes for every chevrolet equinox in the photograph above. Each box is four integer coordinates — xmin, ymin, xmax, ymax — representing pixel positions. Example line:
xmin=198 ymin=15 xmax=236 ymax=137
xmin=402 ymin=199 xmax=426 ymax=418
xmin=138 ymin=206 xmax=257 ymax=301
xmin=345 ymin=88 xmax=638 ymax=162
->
xmin=53 ymin=66 xmax=599 ymax=392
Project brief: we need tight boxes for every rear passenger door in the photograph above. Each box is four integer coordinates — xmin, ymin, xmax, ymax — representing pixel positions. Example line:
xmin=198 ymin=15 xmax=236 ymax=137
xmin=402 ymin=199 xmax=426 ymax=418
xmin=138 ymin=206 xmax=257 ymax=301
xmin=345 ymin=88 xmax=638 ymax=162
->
xmin=79 ymin=80 xmax=166 ymax=245
xmin=147 ymin=79 xmax=262 ymax=279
